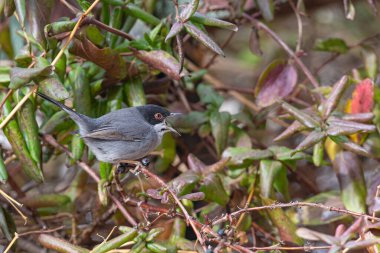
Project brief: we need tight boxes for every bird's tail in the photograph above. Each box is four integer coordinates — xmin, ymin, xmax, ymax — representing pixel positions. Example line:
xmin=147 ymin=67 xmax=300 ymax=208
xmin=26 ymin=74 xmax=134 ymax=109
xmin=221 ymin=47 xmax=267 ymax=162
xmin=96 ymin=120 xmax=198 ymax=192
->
xmin=37 ymin=92 xmax=92 ymax=132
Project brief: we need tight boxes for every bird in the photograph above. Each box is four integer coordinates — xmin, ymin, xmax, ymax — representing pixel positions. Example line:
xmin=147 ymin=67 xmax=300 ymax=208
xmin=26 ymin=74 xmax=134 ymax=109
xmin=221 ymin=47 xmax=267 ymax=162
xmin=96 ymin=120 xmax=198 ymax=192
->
xmin=37 ymin=92 xmax=180 ymax=166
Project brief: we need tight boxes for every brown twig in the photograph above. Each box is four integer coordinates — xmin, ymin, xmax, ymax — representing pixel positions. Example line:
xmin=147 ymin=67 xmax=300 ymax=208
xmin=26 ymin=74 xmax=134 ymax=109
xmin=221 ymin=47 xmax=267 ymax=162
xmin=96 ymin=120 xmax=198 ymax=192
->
xmin=139 ymin=167 xmax=208 ymax=252
xmin=18 ymin=226 xmax=65 ymax=237
xmin=85 ymin=17 xmax=135 ymax=41
xmin=244 ymin=15 xmax=320 ymax=90
xmin=212 ymin=201 xmax=380 ymax=225
xmin=204 ymin=31 xmax=236 ymax=69
xmin=187 ymin=61 xmax=260 ymax=112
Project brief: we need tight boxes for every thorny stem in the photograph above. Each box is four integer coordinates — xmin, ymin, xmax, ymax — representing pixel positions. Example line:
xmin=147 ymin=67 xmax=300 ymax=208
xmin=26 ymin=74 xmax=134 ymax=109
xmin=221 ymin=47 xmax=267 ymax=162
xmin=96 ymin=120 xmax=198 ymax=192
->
xmin=38 ymin=135 xmax=380 ymax=252
xmin=139 ymin=167 xmax=208 ymax=252
xmin=212 ymin=201 xmax=380 ymax=225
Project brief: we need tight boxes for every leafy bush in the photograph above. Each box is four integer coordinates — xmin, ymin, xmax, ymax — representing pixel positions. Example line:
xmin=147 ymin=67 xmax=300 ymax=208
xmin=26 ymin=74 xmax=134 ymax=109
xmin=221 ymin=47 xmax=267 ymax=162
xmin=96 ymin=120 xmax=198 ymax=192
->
xmin=1 ymin=0 xmax=380 ymax=252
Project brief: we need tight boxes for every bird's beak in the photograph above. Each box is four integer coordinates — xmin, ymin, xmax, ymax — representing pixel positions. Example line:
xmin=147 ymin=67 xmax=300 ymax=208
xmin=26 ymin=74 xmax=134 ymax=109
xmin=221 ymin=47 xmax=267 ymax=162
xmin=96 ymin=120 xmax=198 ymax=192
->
xmin=165 ymin=125 xmax=181 ymax=136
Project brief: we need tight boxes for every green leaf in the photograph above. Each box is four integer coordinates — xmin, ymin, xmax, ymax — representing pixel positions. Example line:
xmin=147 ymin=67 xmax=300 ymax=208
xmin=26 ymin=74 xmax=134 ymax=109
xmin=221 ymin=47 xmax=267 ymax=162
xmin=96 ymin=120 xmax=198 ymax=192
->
xmin=146 ymin=243 xmax=168 ymax=253
xmin=333 ymin=151 xmax=367 ymax=213
xmin=196 ymin=83 xmax=224 ymax=107
xmin=210 ymin=111 xmax=231 ymax=156
xmin=362 ymin=46 xmax=378 ymax=80
xmin=1 ymin=94 xmax=44 ymax=182
xmin=99 ymin=162 xmax=112 ymax=181
xmin=184 ymin=22 xmax=225 ymax=56
xmin=149 ymin=22 xmax=163 ymax=42
xmin=125 ymin=3 xmax=160 ymax=26
xmin=9 ymin=66 xmax=52 ymax=89
xmin=0 ymin=207 xmax=16 ymax=241
xmin=313 ymin=142 xmax=324 ymax=167
xmin=0 ymin=67 xmax=10 ymax=86
xmin=190 ymin=12 xmax=238 ymax=31
xmin=155 ymin=134 xmax=176 ymax=173
xmin=45 ymin=20 xmax=77 ymax=37
xmin=0 ymin=149 xmax=8 ymax=183
xmin=124 ymin=76 xmax=146 ymax=107
xmin=21 ymin=194 xmax=71 ymax=208
xmin=76 ymin=0 xmax=90 ymax=11
xmin=15 ymin=91 xmax=41 ymax=166
xmin=200 ymin=173 xmax=229 ymax=205
xmin=38 ymin=234 xmax=90 ymax=253
xmin=107 ymin=6 xmax=123 ymax=48
xmin=169 ymin=171 xmax=200 ymax=196
xmin=268 ymin=146 xmax=309 ymax=161
xmin=260 ymin=160 xmax=289 ymax=200
xmin=70 ymin=66 xmax=93 ymax=116
xmin=71 ymin=134 xmax=84 ymax=161
xmin=222 ymin=147 xmax=273 ymax=166
xmin=314 ymin=38 xmax=349 ymax=54
xmin=168 ymin=111 xmax=208 ymax=133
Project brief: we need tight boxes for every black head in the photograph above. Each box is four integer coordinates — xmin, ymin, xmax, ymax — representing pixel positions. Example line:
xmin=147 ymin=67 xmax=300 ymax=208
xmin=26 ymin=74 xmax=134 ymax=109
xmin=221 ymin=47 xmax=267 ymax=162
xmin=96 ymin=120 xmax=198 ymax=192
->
xmin=136 ymin=104 xmax=171 ymax=125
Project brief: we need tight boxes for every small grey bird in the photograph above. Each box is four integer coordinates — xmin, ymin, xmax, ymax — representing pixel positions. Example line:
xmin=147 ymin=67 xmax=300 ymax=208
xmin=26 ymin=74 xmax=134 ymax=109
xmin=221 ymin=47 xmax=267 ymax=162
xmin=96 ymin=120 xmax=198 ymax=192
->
xmin=38 ymin=92 xmax=180 ymax=164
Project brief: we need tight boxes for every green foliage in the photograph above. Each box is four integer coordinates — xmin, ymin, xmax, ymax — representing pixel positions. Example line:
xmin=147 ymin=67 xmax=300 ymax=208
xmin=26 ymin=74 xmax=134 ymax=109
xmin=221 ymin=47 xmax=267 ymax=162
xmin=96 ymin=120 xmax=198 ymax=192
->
xmin=1 ymin=1 xmax=380 ymax=252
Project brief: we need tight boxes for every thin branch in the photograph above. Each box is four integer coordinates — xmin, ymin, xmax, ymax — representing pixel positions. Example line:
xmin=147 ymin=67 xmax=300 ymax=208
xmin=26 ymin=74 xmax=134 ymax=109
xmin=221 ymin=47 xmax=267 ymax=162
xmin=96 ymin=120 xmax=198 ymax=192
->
xmin=212 ymin=201 xmax=380 ymax=225
xmin=18 ymin=226 xmax=65 ymax=237
xmin=288 ymin=0 xmax=303 ymax=53
xmin=187 ymin=61 xmax=260 ymax=112
xmin=244 ymin=15 xmax=320 ymax=90
xmin=204 ymin=31 xmax=236 ymax=69
xmin=85 ymin=17 xmax=135 ymax=41
xmin=139 ymin=167 xmax=208 ymax=252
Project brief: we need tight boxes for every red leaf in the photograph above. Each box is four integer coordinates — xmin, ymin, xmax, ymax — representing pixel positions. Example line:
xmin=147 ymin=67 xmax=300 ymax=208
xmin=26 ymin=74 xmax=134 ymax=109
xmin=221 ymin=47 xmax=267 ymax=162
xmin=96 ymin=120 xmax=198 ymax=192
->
xmin=351 ymin=78 xmax=374 ymax=114
xmin=255 ymin=60 xmax=298 ymax=107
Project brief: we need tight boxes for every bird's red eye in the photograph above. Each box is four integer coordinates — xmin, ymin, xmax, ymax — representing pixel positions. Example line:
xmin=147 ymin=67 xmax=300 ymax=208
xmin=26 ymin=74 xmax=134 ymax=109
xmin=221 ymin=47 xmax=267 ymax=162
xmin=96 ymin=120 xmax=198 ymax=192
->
xmin=154 ymin=113 xmax=163 ymax=120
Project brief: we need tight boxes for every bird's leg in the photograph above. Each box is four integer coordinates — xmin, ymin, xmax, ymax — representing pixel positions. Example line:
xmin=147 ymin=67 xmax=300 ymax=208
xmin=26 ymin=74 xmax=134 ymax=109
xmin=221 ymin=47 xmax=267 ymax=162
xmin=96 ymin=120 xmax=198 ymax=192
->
xmin=118 ymin=160 xmax=144 ymax=176
xmin=116 ymin=162 xmax=134 ymax=174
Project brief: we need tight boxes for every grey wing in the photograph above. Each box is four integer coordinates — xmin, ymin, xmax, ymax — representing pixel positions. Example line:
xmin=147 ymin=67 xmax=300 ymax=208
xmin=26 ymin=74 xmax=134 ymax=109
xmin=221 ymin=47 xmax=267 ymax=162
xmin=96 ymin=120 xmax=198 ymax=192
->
xmin=82 ymin=126 xmax=145 ymax=141
xmin=83 ymin=109 xmax=150 ymax=141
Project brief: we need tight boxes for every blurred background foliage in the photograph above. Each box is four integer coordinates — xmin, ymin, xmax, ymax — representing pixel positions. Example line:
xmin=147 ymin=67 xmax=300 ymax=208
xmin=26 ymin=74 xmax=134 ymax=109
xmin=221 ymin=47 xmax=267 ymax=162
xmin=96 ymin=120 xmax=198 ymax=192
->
xmin=1 ymin=0 xmax=380 ymax=252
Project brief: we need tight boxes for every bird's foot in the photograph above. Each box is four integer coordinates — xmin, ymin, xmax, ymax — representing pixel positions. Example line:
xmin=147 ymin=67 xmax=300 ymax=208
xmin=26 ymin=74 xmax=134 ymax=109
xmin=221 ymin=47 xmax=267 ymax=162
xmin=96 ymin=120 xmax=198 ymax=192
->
xmin=116 ymin=163 xmax=128 ymax=174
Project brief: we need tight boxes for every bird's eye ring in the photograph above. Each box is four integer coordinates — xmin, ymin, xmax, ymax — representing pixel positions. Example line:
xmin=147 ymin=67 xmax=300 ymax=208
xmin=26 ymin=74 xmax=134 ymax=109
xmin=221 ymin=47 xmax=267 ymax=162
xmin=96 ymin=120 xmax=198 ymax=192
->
xmin=154 ymin=113 xmax=163 ymax=120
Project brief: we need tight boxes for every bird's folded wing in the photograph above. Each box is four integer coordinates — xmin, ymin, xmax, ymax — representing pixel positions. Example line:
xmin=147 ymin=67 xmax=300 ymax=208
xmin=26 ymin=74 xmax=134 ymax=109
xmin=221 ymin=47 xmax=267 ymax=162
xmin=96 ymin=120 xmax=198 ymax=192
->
xmin=82 ymin=127 xmax=144 ymax=141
